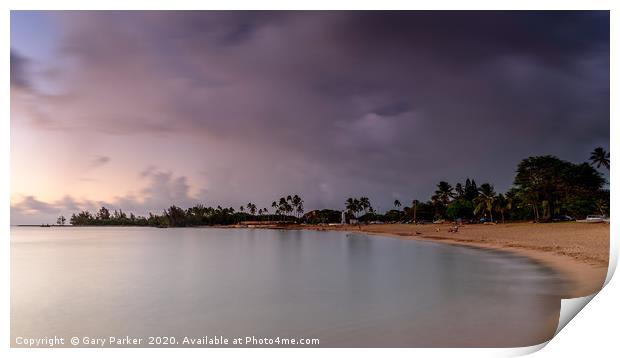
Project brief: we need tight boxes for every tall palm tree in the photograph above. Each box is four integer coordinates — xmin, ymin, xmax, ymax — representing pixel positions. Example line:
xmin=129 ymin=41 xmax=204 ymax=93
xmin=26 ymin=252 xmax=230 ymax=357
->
xmin=454 ymin=183 xmax=464 ymax=199
xmin=411 ymin=199 xmax=419 ymax=223
xmin=359 ymin=197 xmax=371 ymax=215
xmin=286 ymin=202 xmax=294 ymax=218
xmin=493 ymin=193 xmax=512 ymax=224
xmin=345 ymin=197 xmax=354 ymax=209
xmin=345 ymin=198 xmax=357 ymax=218
xmin=291 ymin=195 xmax=304 ymax=218
xmin=354 ymin=199 xmax=361 ymax=216
xmin=474 ymin=183 xmax=497 ymax=221
xmin=590 ymin=147 xmax=610 ymax=170
xmin=271 ymin=202 xmax=277 ymax=221
xmin=278 ymin=197 xmax=288 ymax=221
xmin=394 ymin=199 xmax=401 ymax=210
xmin=247 ymin=203 xmax=257 ymax=216
xmin=434 ymin=181 xmax=454 ymax=206
xmin=262 ymin=208 xmax=269 ymax=220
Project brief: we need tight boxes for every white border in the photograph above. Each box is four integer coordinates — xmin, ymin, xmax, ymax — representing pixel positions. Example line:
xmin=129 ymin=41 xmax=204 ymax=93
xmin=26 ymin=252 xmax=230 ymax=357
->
xmin=1 ymin=0 xmax=617 ymax=10
xmin=3 ymin=1 xmax=617 ymax=358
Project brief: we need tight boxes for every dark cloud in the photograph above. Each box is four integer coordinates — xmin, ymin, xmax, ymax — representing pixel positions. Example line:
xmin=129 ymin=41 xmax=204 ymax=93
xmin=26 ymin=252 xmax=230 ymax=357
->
xmin=17 ymin=195 xmax=56 ymax=213
xmin=10 ymin=50 xmax=30 ymax=89
xmin=90 ymin=155 xmax=110 ymax=168
xmin=139 ymin=166 xmax=157 ymax=178
xmin=11 ymin=11 xmax=610 ymax=214
xmin=334 ymin=11 xmax=608 ymax=68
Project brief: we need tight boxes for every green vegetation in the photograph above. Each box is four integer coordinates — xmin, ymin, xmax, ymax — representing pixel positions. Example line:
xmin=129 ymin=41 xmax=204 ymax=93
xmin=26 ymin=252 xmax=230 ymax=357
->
xmin=590 ymin=147 xmax=610 ymax=170
xmin=69 ymin=149 xmax=609 ymax=227
xmin=344 ymin=197 xmax=373 ymax=220
xmin=69 ymin=195 xmax=305 ymax=227
xmin=302 ymin=209 xmax=342 ymax=224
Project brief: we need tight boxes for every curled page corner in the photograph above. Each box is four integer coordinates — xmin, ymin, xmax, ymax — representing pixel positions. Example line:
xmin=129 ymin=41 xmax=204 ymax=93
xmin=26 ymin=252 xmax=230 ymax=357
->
xmin=552 ymin=223 xmax=616 ymax=340
xmin=554 ymin=293 xmax=597 ymax=336
xmin=605 ymin=236 xmax=617 ymax=286
xmin=502 ymin=341 xmax=549 ymax=357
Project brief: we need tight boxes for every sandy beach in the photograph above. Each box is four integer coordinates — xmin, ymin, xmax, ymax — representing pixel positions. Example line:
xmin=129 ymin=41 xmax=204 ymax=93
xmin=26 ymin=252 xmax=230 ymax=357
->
xmin=298 ymin=222 xmax=610 ymax=298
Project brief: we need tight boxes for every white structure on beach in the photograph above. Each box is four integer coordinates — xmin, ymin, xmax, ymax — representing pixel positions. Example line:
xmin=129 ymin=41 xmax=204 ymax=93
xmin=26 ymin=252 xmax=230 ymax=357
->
xmin=341 ymin=211 xmax=346 ymax=224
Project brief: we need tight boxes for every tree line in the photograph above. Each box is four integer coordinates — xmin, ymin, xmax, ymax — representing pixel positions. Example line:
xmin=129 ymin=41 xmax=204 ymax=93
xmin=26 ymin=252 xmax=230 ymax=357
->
xmin=68 ymin=195 xmax=304 ymax=227
xmin=376 ymin=149 xmax=608 ymax=223
xmin=66 ymin=148 xmax=609 ymax=227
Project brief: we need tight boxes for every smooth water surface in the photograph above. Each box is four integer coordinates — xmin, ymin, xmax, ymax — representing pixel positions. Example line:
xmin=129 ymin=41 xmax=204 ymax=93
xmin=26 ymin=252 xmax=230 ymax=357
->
xmin=11 ymin=227 xmax=567 ymax=347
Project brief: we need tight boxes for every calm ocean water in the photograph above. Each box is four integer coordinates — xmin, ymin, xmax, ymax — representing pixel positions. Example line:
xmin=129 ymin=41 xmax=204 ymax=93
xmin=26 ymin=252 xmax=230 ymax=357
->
xmin=11 ymin=227 xmax=566 ymax=347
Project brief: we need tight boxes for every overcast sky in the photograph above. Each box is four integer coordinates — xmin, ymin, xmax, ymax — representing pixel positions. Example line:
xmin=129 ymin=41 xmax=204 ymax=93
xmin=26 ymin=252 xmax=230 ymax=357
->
xmin=10 ymin=11 xmax=609 ymax=224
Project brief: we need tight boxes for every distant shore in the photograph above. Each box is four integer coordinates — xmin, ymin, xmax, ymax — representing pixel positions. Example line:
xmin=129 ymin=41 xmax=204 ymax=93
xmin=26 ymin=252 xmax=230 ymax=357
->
xmin=256 ymin=222 xmax=610 ymax=298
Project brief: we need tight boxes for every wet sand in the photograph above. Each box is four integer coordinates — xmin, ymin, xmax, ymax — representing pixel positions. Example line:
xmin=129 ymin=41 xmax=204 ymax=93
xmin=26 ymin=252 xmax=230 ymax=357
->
xmin=302 ymin=222 xmax=610 ymax=298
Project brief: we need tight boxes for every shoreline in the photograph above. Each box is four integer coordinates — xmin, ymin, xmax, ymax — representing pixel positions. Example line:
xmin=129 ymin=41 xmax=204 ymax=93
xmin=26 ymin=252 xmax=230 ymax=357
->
xmin=281 ymin=222 xmax=609 ymax=299
xmin=354 ymin=230 xmax=605 ymax=298
xmin=14 ymin=222 xmax=609 ymax=298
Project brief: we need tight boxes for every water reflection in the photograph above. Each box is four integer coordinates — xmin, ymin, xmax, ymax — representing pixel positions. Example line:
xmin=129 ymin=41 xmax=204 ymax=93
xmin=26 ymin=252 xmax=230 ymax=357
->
xmin=11 ymin=227 xmax=566 ymax=347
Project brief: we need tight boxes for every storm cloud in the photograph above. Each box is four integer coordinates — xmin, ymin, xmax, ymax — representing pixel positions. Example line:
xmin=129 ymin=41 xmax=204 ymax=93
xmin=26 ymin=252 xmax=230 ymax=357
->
xmin=10 ymin=11 xmax=610 ymax=222
xmin=90 ymin=155 xmax=110 ymax=167
xmin=10 ymin=50 xmax=30 ymax=89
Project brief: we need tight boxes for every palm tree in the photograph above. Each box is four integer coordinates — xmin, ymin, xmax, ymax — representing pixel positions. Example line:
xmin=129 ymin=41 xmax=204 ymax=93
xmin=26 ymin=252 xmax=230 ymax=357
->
xmin=359 ymin=197 xmax=371 ymax=216
xmin=262 ymin=208 xmax=269 ymax=221
xmin=292 ymin=195 xmax=304 ymax=218
xmin=493 ymin=193 xmax=512 ymax=224
xmin=393 ymin=199 xmax=401 ymax=210
xmin=345 ymin=198 xmax=357 ymax=218
xmin=434 ymin=181 xmax=454 ymax=205
xmin=278 ymin=197 xmax=287 ymax=221
xmin=344 ymin=197 xmax=365 ymax=227
xmin=297 ymin=203 xmax=304 ymax=218
xmin=286 ymin=202 xmax=294 ymax=218
xmin=277 ymin=197 xmax=294 ymax=220
xmin=474 ymin=183 xmax=497 ymax=221
xmin=411 ymin=199 xmax=419 ymax=223
xmin=454 ymin=183 xmax=464 ymax=199
xmin=247 ymin=203 xmax=257 ymax=216
xmin=353 ymin=198 xmax=362 ymax=216
xmin=590 ymin=147 xmax=610 ymax=170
